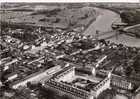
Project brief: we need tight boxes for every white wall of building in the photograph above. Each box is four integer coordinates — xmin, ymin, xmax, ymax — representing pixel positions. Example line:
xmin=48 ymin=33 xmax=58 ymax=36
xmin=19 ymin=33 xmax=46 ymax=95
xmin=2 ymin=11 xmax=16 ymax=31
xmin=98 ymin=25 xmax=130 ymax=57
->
xmin=95 ymin=78 xmax=111 ymax=97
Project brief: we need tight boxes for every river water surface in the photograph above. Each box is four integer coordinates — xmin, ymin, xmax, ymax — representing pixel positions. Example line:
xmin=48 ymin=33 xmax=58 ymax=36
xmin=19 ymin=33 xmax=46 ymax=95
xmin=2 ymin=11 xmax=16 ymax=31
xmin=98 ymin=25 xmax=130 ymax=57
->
xmin=84 ymin=7 xmax=120 ymax=35
xmin=84 ymin=8 xmax=140 ymax=47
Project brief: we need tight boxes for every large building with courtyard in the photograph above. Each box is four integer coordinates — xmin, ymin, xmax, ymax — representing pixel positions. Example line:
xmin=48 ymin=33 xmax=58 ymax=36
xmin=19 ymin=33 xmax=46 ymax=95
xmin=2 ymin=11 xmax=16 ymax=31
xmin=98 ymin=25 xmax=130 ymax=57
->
xmin=45 ymin=66 xmax=111 ymax=99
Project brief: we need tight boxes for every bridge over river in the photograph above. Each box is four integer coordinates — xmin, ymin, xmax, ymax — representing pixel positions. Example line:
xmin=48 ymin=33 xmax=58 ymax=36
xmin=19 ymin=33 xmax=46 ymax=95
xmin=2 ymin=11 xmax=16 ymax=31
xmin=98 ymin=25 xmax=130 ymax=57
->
xmin=83 ymin=7 xmax=140 ymax=47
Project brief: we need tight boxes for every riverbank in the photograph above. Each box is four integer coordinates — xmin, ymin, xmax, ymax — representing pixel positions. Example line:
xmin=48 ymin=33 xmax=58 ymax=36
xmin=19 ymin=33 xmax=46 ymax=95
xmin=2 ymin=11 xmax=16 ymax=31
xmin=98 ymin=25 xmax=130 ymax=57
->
xmin=81 ymin=8 xmax=99 ymax=34
xmin=82 ymin=7 xmax=140 ymax=47
xmin=107 ymin=33 xmax=140 ymax=48
xmin=83 ymin=7 xmax=121 ymax=36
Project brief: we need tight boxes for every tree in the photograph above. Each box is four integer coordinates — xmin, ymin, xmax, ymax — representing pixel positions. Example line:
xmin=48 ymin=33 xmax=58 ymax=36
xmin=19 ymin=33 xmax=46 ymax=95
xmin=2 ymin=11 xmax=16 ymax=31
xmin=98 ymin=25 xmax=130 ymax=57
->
xmin=61 ymin=95 xmax=72 ymax=99
xmin=97 ymin=89 xmax=116 ymax=99
xmin=132 ymin=56 xmax=140 ymax=73
xmin=65 ymin=16 xmax=77 ymax=27
xmin=27 ymin=82 xmax=33 ymax=89
xmin=120 ymin=10 xmax=140 ymax=25
xmin=125 ymin=66 xmax=133 ymax=77
xmin=38 ymin=87 xmax=57 ymax=99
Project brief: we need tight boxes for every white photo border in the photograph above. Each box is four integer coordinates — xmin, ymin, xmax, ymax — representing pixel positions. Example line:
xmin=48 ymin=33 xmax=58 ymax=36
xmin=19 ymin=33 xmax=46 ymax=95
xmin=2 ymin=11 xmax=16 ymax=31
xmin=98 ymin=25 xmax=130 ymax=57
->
xmin=0 ymin=0 xmax=140 ymax=3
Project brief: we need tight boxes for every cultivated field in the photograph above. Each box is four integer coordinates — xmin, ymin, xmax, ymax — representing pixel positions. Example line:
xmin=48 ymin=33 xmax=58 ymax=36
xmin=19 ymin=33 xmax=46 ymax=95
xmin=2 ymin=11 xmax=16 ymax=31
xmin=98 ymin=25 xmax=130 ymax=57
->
xmin=0 ymin=3 xmax=97 ymax=31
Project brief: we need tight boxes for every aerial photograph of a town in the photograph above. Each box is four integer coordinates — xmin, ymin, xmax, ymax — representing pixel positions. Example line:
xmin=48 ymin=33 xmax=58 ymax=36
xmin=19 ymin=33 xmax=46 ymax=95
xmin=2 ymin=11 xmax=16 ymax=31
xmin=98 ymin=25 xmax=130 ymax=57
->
xmin=0 ymin=2 xmax=140 ymax=99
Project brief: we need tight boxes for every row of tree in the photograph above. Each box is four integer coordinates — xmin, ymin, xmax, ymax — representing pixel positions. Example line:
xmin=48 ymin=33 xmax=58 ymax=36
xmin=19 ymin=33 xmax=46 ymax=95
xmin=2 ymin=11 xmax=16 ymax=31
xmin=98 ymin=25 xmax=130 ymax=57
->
xmin=120 ymin=10 xmax=140 ymax=25
xmin=27 ymin=82 xmax=72 ymax=99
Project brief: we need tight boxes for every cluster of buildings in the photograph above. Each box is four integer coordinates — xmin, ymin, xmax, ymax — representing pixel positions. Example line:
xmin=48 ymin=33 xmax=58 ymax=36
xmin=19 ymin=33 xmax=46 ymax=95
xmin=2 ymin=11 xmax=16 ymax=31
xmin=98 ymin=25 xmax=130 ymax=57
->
xmin=45 ymin=64 xmax=135 ymax=99
xmin=0 ymin=25 xmax=140 ymax=99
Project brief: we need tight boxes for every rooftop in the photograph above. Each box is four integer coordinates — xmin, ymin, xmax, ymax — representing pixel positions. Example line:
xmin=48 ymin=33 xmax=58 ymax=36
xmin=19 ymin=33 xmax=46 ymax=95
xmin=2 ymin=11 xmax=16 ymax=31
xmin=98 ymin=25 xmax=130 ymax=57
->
xmin=49 ymin=66 xmax=106 ymax=92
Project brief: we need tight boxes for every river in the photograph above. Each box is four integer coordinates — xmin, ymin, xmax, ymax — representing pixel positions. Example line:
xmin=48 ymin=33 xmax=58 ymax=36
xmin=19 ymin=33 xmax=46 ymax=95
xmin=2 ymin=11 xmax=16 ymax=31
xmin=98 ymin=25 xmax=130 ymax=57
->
xmin=83 ymin=7 xmax=140 ymax=47
xmin=84 ymin=7 xmax=120 ymax=36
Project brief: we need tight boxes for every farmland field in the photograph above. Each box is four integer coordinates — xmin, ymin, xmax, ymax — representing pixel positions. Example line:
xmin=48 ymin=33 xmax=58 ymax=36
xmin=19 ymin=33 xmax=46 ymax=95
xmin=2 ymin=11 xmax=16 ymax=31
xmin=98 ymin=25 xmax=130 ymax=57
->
xmin=0 ymin=3 xmax=97 ymax=31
